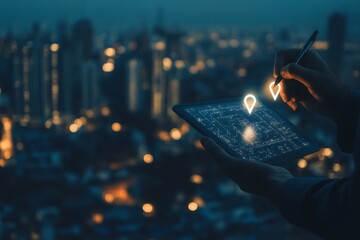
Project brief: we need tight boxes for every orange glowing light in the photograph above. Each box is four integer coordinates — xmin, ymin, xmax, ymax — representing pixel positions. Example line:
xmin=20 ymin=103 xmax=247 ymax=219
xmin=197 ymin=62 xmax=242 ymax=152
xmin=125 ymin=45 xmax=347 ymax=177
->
xmin=92 ymin=213 xmax=104 ymax=224
xmin=333 ymin=163 xmax=342 ymax=173
xmin=3 ymin=151 xmax=11 ymax=159
xmin=104 ymin=48 xmax=116 ymax=57
xmin=102 ymin=62 xmax=114 ymax=72
xmin=104 ymin=193 xmax=114 ymax=203
xmin=0 ymin=159 xmax=6 ymax=167
xmin=322 ymin=148 xmax=334 ymax=158
xmin=195 ymin=60 xmax=205 ymax=70
xmin=170 ymin=128 xmax=182 ymax=140
xmin=158 ymin=131 xmax=171 ymax=142
xmin=162 ymin=57 xmax=172 ymax=71
xmin=143 ymin=153 xmax=154 ymax=164
xmin=188 ymin=202 xmax=198 ymax=211
xmin=0 ymin=139 xmax=12 ymax=150
xmin=86 ymin=110 xmax=95 ymax=118
xmin=297 ymin=159 xmax=307 ymax=169
xmin=74 ymin=118 xmax=83 ymax=127
xmin=180 ymin=123 xmax=190 ymax=134
xmin=80 ymin=117 xmax=87 ymax=125
xmin=142 ymin=203 xmax=154 ymax=214
xmin=193 ymin=197 xmax=205 ymax=207
xmin=191 ymin=174 xmax=203 ymax=184
xmin=175 ymin=60 xmax=185 ymax=69
xmin=50 ymin=43 xmax=59 ymax=52
xmin=111 ymin=122 xmax=122 ymax=132
xmin=2 ymin=118 xmax=11 ymax=130
xmin=101 ymin=107 xmax=111 ymax=116
xmin=69 ymin=124 xmax=79 ymax=133
xmin=154 ymin=41 xmax=166 ymax=50
xmin=45 ymin=120 xmax=52 ymax=129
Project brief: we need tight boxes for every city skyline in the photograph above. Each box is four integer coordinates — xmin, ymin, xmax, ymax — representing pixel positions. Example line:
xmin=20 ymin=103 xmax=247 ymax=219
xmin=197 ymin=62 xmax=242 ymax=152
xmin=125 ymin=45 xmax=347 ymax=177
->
xmin=1 ymin=0 xmax=360 ymax=37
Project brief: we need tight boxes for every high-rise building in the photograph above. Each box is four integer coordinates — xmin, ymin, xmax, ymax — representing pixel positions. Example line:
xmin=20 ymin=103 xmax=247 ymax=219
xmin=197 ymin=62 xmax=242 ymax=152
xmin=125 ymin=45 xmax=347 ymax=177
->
xmin=57 ymin=22 xmax=73 ymax=121
xmin=167 ymin=77 xmax=181 ymax=124
xmin=72 ymin=19 xmax=94 ymax=60
xmin=71 ymin=19 xmax=96 ymax=115
xmin=12 ymin=26 xmax=65 ymax=126
xmin=81 ymin=60 xmax=100 ymax=115
xmin=327 ymin=12 xmax=347 ymax=77
xmin=151 ymin=39 xmax=167 ymax=122
xmin=126 ymin=59 xmax=143 ymax=114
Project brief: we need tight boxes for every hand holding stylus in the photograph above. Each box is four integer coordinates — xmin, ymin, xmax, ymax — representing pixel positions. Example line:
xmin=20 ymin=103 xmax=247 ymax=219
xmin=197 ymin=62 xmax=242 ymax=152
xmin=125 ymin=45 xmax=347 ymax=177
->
xmin=273 ymin=49 xmax=351 ymax=121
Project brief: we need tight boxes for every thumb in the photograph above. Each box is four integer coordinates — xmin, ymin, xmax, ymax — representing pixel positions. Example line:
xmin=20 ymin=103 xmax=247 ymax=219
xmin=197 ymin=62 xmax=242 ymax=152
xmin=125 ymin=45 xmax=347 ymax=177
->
xmin=280 ymin=63 xmax=318 ymax=89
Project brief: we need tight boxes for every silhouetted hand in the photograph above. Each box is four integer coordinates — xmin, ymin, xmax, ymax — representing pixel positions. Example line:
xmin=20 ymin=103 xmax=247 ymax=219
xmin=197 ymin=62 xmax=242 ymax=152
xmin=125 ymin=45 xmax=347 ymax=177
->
xmin=274 ymin=49 xmax=352 ymax=121
xmin=201 ymin=137 xmax=293 ymax=203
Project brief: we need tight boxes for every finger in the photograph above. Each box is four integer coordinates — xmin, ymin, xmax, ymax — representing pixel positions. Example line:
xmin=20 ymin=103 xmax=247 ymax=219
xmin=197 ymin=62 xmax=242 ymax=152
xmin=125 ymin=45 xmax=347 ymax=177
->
xmin=200 ymin=137 xmax=233 ymax=162
xmin=280 ymin=63 xmax=318 ymax=89
xmin=290 ymin=98 xmax=298 ymax=110
xmin=279 ymin=80 xmax=291 ymax=102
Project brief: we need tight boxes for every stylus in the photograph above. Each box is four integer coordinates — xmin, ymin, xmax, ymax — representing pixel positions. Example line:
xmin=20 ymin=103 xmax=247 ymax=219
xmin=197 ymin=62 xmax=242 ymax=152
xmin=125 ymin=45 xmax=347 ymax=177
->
xmin=274 ymin=30 xmax=319 ymax=86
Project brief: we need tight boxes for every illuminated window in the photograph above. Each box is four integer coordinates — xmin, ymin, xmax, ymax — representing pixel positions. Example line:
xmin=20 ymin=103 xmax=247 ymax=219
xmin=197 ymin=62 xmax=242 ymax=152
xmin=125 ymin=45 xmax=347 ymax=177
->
xmin=162 ymin=57 xmax=172 ymax=71
xmin=104 ymin=48 xmax=116 ymax=57
xmin=50 ymin=43 xmax=59 ymax=52
xmin=102 ymin=62 xmax=114 ymax=72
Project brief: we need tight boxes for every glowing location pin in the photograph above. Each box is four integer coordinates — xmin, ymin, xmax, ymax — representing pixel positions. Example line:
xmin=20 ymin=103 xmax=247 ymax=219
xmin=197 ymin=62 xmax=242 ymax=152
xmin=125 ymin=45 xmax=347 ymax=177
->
xmin=244 ymin=94 xmax=257 ymax=114
xmin=269 ymin=81 xmax=281 ymax=101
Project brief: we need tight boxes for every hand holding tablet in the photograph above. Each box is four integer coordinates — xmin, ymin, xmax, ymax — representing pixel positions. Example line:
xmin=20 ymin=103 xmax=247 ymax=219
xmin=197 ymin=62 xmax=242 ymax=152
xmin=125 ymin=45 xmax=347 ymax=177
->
xmin=173 ymin=98 xmax=320 ymax=164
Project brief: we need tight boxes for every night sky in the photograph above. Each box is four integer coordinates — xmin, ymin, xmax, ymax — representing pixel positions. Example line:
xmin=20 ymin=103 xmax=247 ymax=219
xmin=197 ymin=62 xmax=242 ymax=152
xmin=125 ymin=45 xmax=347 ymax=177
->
xmin=0 ymin=0 xmax=359 ymax=35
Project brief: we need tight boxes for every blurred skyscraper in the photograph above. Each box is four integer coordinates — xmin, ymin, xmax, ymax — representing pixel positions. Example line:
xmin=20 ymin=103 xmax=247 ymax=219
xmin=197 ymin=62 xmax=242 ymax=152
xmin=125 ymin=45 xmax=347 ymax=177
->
xmin=327 ymin=12 xmax=347 ymax=77
xmin=151 ymin=39 xmax=167 ymax=123
xmin=126 ymin=59 xmax=143 ymax=114
xmin=71 ymin=19 xmax=100 ymax=116
xmin=12 ymin=24 xmax=55 ymax=125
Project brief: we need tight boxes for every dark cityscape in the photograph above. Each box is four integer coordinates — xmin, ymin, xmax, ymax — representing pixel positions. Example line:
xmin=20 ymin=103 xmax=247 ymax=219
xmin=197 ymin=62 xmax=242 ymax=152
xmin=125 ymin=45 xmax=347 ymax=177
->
xmin=0 ymin=1 xmax=360 ymax=239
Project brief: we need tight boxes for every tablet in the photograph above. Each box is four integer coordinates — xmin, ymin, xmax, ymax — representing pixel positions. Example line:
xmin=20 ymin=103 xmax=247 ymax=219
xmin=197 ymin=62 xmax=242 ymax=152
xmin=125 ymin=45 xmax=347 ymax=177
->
xmin=173 ymin=98 xmax=321 ymax=164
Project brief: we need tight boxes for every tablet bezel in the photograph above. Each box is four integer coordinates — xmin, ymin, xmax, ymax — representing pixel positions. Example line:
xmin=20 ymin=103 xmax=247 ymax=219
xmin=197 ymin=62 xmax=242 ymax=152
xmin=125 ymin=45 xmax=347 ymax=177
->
xmin=173 ymin=98 xmax=321 ymax=164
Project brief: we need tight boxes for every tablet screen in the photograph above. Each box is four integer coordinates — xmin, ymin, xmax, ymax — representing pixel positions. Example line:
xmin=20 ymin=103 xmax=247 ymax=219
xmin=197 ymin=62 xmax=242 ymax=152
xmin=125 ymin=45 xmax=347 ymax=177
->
xmin=173 ymin=99 xmax=320 ymax=163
